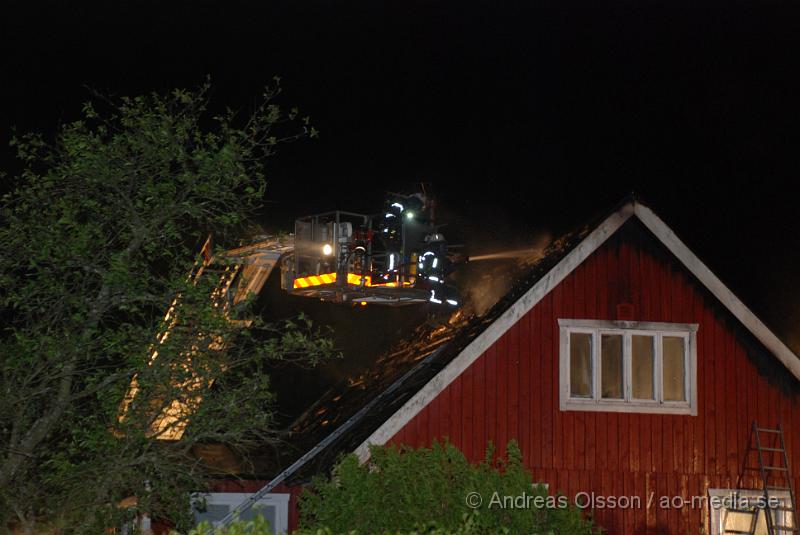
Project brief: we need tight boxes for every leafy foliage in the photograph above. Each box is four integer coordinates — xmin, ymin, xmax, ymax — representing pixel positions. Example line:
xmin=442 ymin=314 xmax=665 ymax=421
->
xmin=298 ymin=441 xmax=598 ymax=535
xmin=179 ymin=516 xmax=276 ymax=535
xmin=0 ymin=81 xmax=330 ymax=533
xmin=181 ymin=511 xmax=513 ymax=535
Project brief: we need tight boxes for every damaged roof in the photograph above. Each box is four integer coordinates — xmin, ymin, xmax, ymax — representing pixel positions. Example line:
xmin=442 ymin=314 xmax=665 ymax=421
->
xmin=226 ymin=195 xmax=800 ymax=491
xmin=255 ymin=213 xmax=597 ymax=484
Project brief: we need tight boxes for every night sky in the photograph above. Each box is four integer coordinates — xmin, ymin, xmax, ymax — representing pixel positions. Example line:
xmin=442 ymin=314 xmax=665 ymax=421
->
xmin=2 ymin=1 xmax=799 ymax=350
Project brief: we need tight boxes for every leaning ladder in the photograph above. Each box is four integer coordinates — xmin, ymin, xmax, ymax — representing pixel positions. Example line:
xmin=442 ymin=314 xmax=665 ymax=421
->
xmin=731 ymin=423 xmax=799 ymax=534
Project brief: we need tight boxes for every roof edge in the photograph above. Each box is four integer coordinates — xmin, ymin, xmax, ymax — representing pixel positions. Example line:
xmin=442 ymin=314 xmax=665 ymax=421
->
xmin=354 ymin=200 xmax=800 ymax=461
xmin=353 ymin=201 xmax=636 ymax=460
xmin=632 ymin=202 xmax=800 ymax=379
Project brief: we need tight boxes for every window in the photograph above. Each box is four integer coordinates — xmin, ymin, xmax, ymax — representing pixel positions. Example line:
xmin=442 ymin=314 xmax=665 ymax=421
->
xmin=192 ymin=493 xmax=290 ymax=534
xmin=559 ymin=319 xmax=697 ymax=415
xmin=708 ymin=488 xmax=794 ymax=535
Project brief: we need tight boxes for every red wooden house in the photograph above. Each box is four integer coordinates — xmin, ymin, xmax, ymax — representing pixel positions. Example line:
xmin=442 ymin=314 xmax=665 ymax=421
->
xmin=183 ymin=198 xmax=800 ymax=535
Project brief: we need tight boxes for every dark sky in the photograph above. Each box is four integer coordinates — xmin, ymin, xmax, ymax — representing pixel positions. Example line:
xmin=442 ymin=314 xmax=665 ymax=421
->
xmin=2 ymin=1 xmax=799 ymax=349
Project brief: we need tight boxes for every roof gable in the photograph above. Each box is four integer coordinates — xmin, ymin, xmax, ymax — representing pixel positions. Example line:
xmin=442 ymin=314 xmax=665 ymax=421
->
xmin=223 ymin=198 xmax=800 ymax=519
xmin=353 ymin=199 xmax=800 ymax=459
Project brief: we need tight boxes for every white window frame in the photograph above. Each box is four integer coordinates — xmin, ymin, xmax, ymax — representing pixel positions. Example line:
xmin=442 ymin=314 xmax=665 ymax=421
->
xmin=559 ymin=319 xmax=698 ymax=415
xmin=708 ymin=488 xmax=793 ymax=535
xmin=192 ymin=492 xmax=290 ymax=534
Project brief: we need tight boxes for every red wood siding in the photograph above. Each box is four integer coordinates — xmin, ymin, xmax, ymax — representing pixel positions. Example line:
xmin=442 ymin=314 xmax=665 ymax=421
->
xmin=387 ymin=220 xmax=800 ymax=535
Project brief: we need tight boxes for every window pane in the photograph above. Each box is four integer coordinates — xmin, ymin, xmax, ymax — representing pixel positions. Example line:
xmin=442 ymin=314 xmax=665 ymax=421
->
xmin=241 ymin=504 xmax=277 ymax=534
xmin=195 ymin=504 xmax=230 ymax=525
xmin=663 ymin=336 xmax=686 ymax=401
xmin=569 ymin=332 xmax=593 ymax=398
xmin=601 ymin=334 xmax=623 ymax=399
xmin=722 ymin=507 xmax=768 ymax=535
xmin=632 ymin=335 xmax=655 ymax=400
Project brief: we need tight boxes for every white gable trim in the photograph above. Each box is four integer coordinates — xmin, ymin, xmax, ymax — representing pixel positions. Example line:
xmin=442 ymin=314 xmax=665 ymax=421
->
xmin=632 ymin=203 xmax=800 ymax=379
xmin=353 ymin=202 xmax=636 ymax=460
xmin=353 ymin=200 xmax=800 ymax=461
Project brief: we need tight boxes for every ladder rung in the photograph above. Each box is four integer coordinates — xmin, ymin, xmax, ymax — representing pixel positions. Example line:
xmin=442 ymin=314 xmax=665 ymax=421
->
xmin=757 ymin=427 xmax=782 ymax=433
xmin=744 ymin=465 xmax=788 ymax=471
xmin=727 ymin=508 xmax=757 ymax=514
xmin=772 ymin=526 xmax=798 ymax=532
xmin=764 ymin=465 xmax=790 ymax=471
xmin=772 ymin=506 xmax=796 ymax=512
xmin=723 ymin=531 xmax=752 ymax=534
xmin=767 ymin=486 xmax=791 ymax=491
xmin=762 ymin=447 xmax=787 ymax=452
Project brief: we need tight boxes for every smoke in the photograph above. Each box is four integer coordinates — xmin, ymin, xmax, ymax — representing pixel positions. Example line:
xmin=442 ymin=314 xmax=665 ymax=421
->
xmin=451 ymin=231 xmax=552 ymax=317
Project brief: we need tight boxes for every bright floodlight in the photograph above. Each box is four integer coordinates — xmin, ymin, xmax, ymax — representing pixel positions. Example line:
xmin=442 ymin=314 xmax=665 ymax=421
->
xmin=322 ymin=243 xmax=333 ymax=256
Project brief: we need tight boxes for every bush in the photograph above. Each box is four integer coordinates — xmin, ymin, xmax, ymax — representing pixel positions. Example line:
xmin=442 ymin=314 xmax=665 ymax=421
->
xmin=180 ymin=511 xmax=500 ymax=535
xmin=177 ymin=516 xmax=274 ymax=535
xmin=180 ymin=510 xmax=558 ymax=535
xmin=298 ymin=440 xmax=598 ymax=535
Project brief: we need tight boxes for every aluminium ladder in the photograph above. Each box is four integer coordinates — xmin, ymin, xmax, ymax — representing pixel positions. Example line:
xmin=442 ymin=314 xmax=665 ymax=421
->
xmin=727 ymin=423 xmax=798 ymax=534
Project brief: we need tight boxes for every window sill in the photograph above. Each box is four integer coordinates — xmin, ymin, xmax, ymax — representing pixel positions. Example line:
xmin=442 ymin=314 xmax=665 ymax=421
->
xmin=561 ymin=398 xmax=695 ymax=415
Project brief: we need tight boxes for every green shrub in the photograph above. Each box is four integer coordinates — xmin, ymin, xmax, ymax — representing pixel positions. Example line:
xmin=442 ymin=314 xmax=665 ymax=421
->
xmin=298 ymin=440 xmax=598 ymax=535
xmin=182 ymin=511 xmax=498 ymax=535
xmin=178 ymin=516 xmax=274 ymax=534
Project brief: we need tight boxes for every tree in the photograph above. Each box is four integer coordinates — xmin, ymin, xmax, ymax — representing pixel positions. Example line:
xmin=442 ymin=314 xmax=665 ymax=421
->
xmin=298 ymin=441 xmax=598 ymax=535
xmin=0 ymin=81 xmax=331 ymax=533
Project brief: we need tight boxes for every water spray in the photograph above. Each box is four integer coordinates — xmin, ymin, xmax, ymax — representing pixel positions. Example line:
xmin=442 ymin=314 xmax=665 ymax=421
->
xmin=469 ymin=248 xmax=545 ymax=261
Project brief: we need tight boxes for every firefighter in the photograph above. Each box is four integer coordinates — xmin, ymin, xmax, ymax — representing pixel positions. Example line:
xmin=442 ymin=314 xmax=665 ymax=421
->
xmin=417 ymin=232 xmax=458 ymax=306
xmin=375 ymin=200 xmax=404 ymax=282
xmin=376 ymin=193 xmax=429 ymax=282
